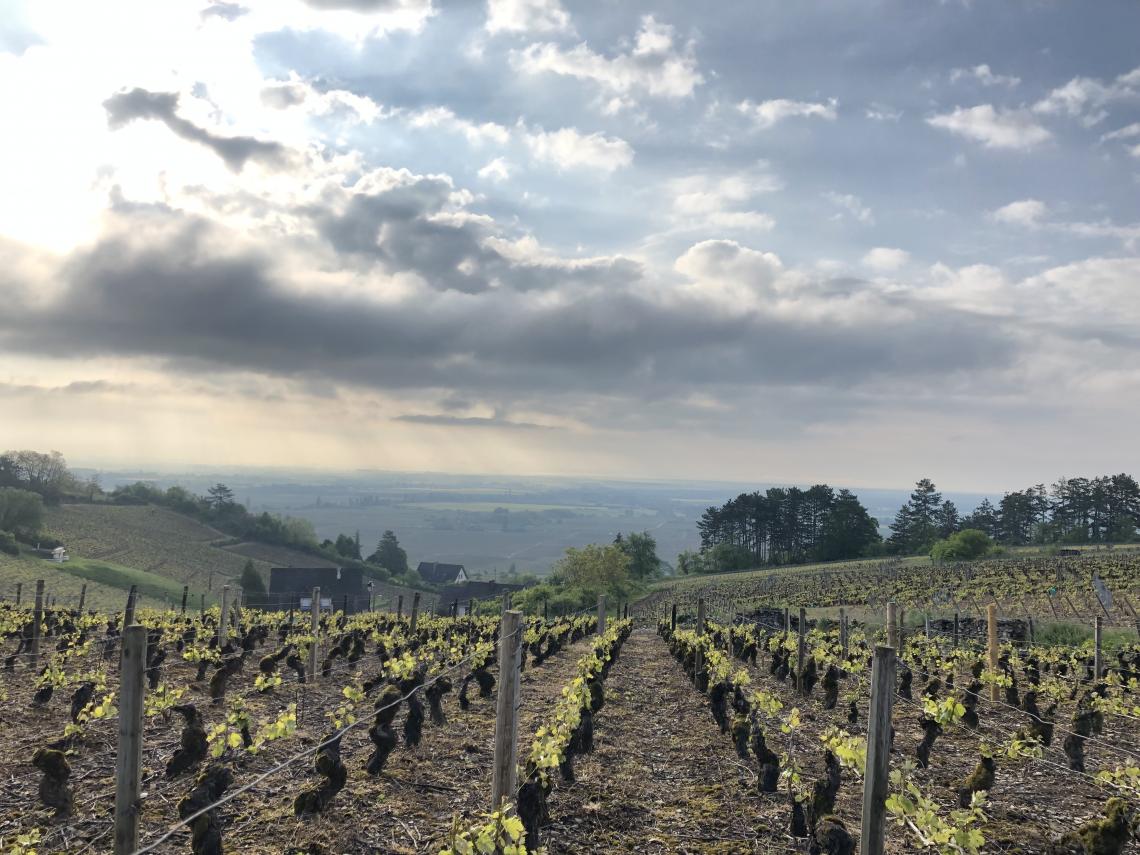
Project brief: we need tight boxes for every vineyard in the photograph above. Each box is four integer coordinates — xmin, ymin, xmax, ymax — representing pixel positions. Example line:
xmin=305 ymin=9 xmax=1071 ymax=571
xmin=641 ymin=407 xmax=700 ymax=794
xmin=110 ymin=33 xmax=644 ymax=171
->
xmin=652 ymin=553 xmax=1140 ymax=631
xmin=0 ymin=551 xmax=1138 ymax=854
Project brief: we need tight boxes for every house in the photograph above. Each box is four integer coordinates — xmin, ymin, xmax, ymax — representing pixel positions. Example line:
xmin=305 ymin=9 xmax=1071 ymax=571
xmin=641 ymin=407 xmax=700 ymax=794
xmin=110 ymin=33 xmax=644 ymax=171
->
xmin=267 ymin=566 xmax=367 ymax=613
xmin=416 ymin=561 xmax=469 ymax=585
xmin=434 ymin=580 xmax=526 ymax=615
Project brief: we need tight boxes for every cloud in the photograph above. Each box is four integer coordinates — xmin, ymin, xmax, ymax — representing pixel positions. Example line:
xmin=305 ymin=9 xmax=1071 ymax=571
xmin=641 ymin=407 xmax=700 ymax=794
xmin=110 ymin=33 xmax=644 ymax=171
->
xmin=927 ymin=104 xmax=1051 ymax=150
xmin=950 ymin=64 xmax=1020 ymax=88
xmin=405 ymin=106 xmax=511 ymax=145
xmin=823 ymin=192 xmax=874 ymax=224
xmin=666 ymin=167 xmax=780 ymax=232
xmin=301 ymin=0 xmax=428 ymax=10
xmin=1033 ymin=66 xmax=1140 ymax=126
xmin=477 ymin=157 xmax=511 ymax=182
xmin=511 ymin=15 xmax=702 ymax=100
xmin=200 ymin=2 xmax=249 ymax=20
xmin=865 ymin=103 xmax=902 ymax=122
xmin=1101 ymin=122 xmax=1140 ymax=142
xmin=737 ymin=98 xmax=837 ymax=129
xmin=103 ymin=88 xmax=293 ymax=171
xmin=524 ymin=127 xmax=634 ymax=172
xmin=990 ymin=199 xmax=1048 ymax=226
xmin=485 ymin=0 xmax=571 ymax=35
xmin=393 ymin=413 xmax=554 ymax=430
xmin=862 ymin=247 xmax=909 ymax=272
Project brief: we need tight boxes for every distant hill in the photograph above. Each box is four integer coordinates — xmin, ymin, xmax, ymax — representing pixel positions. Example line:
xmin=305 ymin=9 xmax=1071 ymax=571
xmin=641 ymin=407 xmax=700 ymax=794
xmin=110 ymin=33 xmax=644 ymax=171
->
xmin=0 ymin=503 xmax=425 ymax=611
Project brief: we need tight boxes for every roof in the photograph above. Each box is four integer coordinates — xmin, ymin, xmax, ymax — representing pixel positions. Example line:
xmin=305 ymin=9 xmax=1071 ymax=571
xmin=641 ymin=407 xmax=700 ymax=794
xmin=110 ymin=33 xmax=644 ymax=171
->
xmin=435 ymin=579 xmax=525 ymax=604
xmin=268 ymin=566 xmax=363 ymax=596
xmin=416 ymin=561 xmax=466 ymax=584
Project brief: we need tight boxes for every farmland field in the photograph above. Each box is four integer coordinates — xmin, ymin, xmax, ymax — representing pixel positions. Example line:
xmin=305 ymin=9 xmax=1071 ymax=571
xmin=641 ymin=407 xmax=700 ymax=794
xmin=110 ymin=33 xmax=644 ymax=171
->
xmin=1 ymin=547 xmax=1137 ymax=855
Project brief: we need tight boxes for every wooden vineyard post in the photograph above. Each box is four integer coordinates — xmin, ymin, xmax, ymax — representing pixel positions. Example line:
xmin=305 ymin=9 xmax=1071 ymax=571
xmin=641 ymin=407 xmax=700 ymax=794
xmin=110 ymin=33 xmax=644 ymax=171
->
xmin=783 ymin=607 xmax=790 ymax=636
xmin=543 ymin=599 xmax=548 ymax=621
xmin=860 ymin=645 xmax=897 ymax=855
xmin=397 ymin=595 xmax=404 ymax=620
xmin=124 ymin=584 xmax=138 ymax=627
xmin=987 ymin=604 xmax=999 ymax=704
xmin=78 ymin=583 xmax=87 ymax=613
xmin=1028 ymin=617 xmax=1035 ymax=644
xmin=113 ymin=625 xmax=147 ymax=855
xmin=219 ymin=585 xmax=231 ymax=648
xmin=886 ymin=602 xmax=898 ymax=651
xmin=924 ymin=614 xmax=931 ymax=640
xmin=597 ymin=595 xmax=607 ymax=636
xmin=897 ymin=606 xmax=906 ymax=654
xmin=199 ymin=593 xmax=205 ymax=616
xmin=180 ymin=585 xmax=188 ymax=614
xmin=1089 ymin=615 xmax=1098 ymax=684
xmin=953 ymin=612 xmax=959 ymax=648
xmin=410 ymin=592 xmax=421 ymax=633
xmin=694 ymin=597 xmax=706 ymax=688
xmin=797 ymin=607 xmax=807 ymax=695
xmin=233 ymin=588 xmax=243 ymax=631
xmin=840 ymin=607 xmax=848 ymax=659
xmin=31 ymin=580 xmax=44 ymax=667
xmin=671 ymin=603 xmax=677 ymax=632
xmin=491 ymin=609 xmax=523 ymax=812
xmin=15 ymin=582 xmax=21 ymax=606
xmin=309 ymin=587 xmax=321 ymax=684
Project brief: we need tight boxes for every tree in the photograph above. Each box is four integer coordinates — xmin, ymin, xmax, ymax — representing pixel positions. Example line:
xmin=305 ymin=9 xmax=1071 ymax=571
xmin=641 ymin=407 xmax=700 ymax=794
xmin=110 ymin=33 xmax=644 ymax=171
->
xmin=930 ymin=529 xmax=993 ymax=561
xmin=937 ymin=500 xmax=960 ymax=539
xmin=675 ymin=550 xmax=706 ymax=576
xmin=333 ymin=533 xmax=361 ymax=560
xmin=551 ymin=543 xmax=630 ymax=597
xmin=620 ymin=531 xmax=662 ymax=580
xmin=960 ymin=498 xmax=998 ymax=539
xmin=816 ymin=489 xmax=882 ymax=561
xmin=239 ymin=559 xmax=266 ymax=594
xmin=368 ymin=530 xmax=408 ymax=574
xmin=888 ymin=478 xmax=943 ymax=554
xmin=0 ymin=487 xmax=44 ymax=534
xmin=206 ymin=483 xmax=235 ymax=510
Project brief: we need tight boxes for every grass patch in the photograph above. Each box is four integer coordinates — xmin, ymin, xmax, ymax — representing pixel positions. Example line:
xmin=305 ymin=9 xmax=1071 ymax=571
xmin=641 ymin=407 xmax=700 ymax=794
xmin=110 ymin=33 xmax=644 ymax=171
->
xmin=59 ymin=557 xmax=198 ymax=605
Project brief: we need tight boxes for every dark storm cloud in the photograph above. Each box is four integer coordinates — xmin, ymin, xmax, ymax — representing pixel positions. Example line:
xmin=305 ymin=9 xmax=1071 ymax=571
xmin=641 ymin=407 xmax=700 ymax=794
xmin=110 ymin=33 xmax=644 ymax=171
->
xmin=0 ymin=203 xmax=1016 ymax=407
xmin=103 ymin=88 xmax=292 ymax=172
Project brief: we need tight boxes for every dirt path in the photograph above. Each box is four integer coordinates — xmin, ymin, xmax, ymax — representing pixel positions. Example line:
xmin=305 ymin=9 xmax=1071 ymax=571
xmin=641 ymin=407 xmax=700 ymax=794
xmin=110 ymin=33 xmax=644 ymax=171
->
xmin=543 ymin=629 xmax=798 ymax=854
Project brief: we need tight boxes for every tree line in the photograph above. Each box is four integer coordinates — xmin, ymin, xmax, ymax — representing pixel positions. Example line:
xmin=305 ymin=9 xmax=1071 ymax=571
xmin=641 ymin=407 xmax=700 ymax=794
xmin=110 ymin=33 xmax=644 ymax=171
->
xmin=889 ymin=474 xmax=1140 ymax=554
xmin=693 ymin=485 xmax=882 ymax=572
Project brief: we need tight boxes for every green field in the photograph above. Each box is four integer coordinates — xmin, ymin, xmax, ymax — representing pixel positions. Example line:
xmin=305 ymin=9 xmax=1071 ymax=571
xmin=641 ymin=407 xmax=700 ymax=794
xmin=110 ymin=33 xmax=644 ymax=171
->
xmin=0 ymin=551 xmax=202 ymax=611
xmin=402 ymin=501 xmax=630 ymax=514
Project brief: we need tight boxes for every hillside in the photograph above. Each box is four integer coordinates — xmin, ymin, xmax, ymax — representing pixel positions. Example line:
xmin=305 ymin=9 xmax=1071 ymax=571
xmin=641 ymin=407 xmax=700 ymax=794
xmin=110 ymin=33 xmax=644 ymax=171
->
xmin=0 ymin=503 xmax=426 ymax=611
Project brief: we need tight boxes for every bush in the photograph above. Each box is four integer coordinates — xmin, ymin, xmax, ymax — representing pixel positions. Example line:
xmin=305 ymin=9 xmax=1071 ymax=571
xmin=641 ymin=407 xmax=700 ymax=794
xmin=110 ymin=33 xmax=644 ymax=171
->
xmin=0 ymin=530 xmax=18 ymax=556
xmin=930 ymin=529 xmax=993 ymax=561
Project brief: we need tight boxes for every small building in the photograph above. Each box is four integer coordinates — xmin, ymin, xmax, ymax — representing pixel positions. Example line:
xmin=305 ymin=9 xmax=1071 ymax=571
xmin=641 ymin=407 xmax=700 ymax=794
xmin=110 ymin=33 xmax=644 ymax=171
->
xmin=434 ymin=580 xmax=525 ymax=615
xmin=416 ymin=561 xmax=469 ymax=585
xmin=267 ymin=566 xmax=367 ymax=613
xmin=33 ymin=546 xmax=69 ymax=563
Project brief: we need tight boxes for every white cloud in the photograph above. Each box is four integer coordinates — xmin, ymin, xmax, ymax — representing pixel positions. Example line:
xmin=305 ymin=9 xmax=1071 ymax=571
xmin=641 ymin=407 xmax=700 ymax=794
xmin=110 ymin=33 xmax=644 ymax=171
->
xmin=927 ymin=104 xmax=1051 ymax=150
xmin=485 ymin=0 xmax=571 ymax=35
xmin=738 ymin=97 xmax=837 ymax=129
xmin=524 ymin=126 xmax=634 ymax=172
xmin=1101 ymin=122 xmax=1140 ymax=142
xmin=477 ymin=157 xmax=511 ymax=182
xmin=862 ymin=247 xmax=909 ymax=272
xmin=865 ymin=103 xmax=902 ymax=122
xmin=405 ymin=106 xmax=511 ymax=145
xmin=990 ymin=199 xmax=1048 ymax=226
xmin=1033 ymin=66 xmax=1140 ymax=126
xmin=950 ymin=64 xmax=1020 ymax=88
xmin=511 ymin=15 xmax=702 ymax=100
xmin=823 ymin=191 xmax=874 ymax=224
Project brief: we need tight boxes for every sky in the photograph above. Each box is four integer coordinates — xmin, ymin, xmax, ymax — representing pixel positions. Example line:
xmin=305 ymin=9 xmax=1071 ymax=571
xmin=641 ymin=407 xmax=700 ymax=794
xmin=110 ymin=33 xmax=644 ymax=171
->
xmin=1 ymin=0 xmax=1139 ymax=492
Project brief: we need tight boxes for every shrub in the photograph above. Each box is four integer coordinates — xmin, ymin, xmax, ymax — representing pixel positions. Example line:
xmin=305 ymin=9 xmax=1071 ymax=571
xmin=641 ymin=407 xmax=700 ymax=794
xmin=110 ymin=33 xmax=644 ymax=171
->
xmin=930 ymin=529 xmax=993 ymax=561
xmin=0 ymin=530 xmax=18 ymax=556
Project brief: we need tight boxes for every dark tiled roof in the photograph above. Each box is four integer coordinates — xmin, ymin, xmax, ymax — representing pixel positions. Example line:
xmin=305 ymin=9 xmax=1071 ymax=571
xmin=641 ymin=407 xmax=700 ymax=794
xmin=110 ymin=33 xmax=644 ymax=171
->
xmin=416 ymin=561 xmax=466 ymax=584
